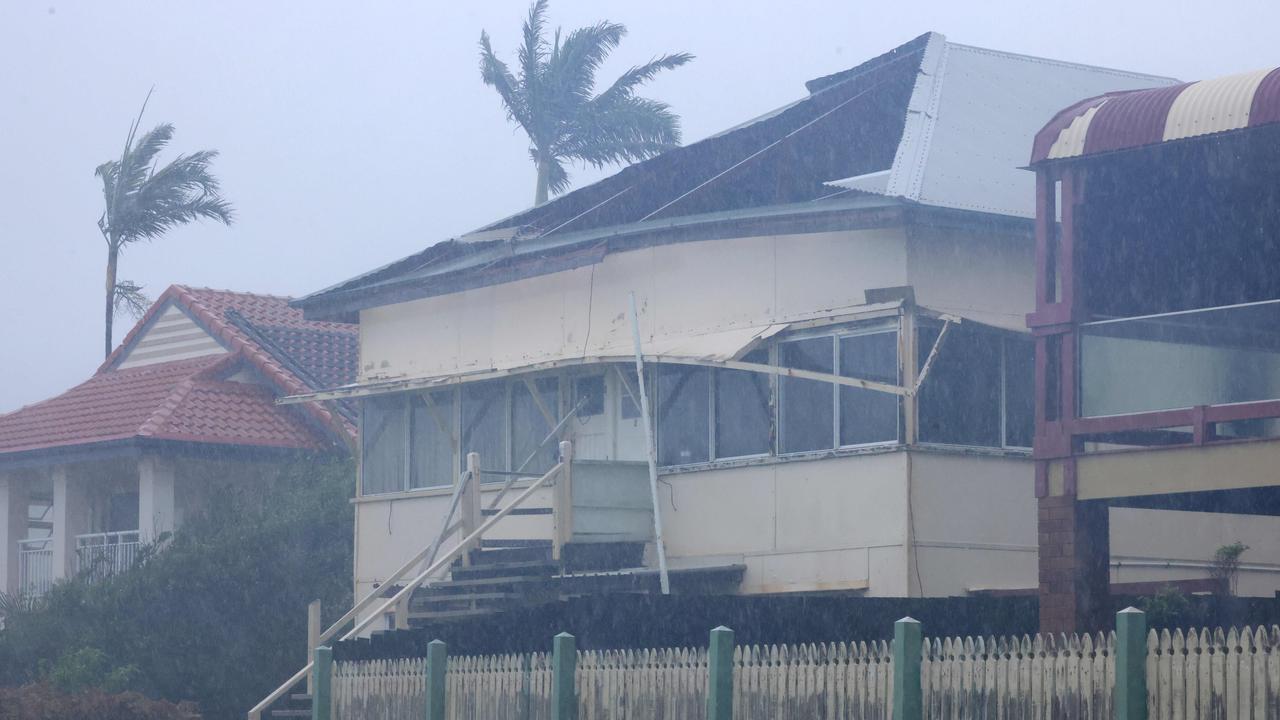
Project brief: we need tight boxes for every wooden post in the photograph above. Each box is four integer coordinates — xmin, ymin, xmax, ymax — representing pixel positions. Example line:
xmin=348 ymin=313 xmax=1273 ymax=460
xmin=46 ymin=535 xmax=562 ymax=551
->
xmin=425 ymin=639 xmax=447 ymax=720
xmin=311 ymin=646 xmax=332 ymax=720
xmin=553 ymin=441 xmax=573 ymax=561
xmin=893 ymin=617 xmax=922 ymax=720
xmin=552 ymin=632 xmax=577 ymax=720
xmin=306 ymin=600 xmax=321 ymax=693
xmin=1115 ymin=607 xmax=1147 ymax=720
xmin=707 ymin=626 xmax=734 ymax=720
xmin=461 ymin=452 xmax=482 ymax=566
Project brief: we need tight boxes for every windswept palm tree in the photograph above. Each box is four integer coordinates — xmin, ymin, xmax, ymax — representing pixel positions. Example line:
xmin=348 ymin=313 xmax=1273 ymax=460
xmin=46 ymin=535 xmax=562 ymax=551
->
xmin=95 ymin=95 xmax=233 ymax=358
xmin=480 ymin=0 xmax=693 ymax=206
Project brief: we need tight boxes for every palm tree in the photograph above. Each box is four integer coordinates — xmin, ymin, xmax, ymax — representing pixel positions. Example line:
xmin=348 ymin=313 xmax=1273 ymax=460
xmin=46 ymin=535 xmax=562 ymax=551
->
xmin=95 ymin=96 xmax=233 ymax=358
xmin=479 ymin=0 xmax=693 ymax=206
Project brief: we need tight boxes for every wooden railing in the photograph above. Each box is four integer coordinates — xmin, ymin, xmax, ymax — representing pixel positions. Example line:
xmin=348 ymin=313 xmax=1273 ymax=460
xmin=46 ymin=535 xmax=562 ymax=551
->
xmin=247 ymin=442 xmax=573 ymax=720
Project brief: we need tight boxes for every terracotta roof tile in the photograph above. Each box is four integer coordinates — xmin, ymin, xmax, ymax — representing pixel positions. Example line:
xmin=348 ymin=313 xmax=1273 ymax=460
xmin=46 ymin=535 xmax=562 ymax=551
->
xmin=0 ymin=286 xmax=358 ymax=458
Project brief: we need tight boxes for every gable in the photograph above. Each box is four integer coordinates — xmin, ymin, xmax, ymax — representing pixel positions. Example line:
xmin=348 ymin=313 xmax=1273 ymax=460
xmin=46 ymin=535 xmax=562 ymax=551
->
xmin=116 ymin=301 xmax=228 ymax=369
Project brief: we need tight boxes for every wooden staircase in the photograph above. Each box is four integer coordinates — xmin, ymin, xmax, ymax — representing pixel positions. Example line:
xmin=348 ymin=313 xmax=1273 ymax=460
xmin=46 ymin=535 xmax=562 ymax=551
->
xmin=407 ymin=539 xmax=559 ymax=625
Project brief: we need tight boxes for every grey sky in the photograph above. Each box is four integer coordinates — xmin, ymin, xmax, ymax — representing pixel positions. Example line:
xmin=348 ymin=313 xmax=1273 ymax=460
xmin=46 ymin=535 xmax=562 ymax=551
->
xmin=1 ymin=0 xmax=1276 ymax=413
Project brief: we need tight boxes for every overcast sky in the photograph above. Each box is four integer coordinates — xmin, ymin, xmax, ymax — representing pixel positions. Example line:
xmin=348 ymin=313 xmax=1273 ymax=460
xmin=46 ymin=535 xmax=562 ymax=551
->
xmin=1 ymin=1 xmax=1276 ymax=413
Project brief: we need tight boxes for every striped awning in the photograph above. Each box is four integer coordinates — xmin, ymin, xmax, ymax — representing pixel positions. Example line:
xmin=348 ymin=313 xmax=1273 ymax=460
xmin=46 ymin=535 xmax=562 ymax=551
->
xmin=1031 ymin=67 xmax=1280 ymax=164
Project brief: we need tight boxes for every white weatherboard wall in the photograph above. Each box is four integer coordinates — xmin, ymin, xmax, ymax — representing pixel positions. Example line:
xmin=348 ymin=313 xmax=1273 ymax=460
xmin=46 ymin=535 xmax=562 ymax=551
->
xmin=116 ymin=302 xmax=226 ymax=369
xmin=910 ymin=452 xmax=1038 ymax=595
xmin=358 ymin=229 xmax=910 ymax=383
xmin=1111 ymin=507 xmax=1280 ymax=598
xmin=661 ymin=451 xmax=910 ymax=596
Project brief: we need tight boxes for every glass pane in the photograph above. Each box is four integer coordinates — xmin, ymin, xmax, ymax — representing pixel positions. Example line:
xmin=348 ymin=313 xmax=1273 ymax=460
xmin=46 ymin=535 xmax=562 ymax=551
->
xmin=461 ymin=381 xmax=508 ymax=479
xmin=511 ymin=377 xmax=560 ymax=475
xmin=657 ymin=365 xmax=710 ymax=466
xmin=1004 ymin=338 xmax=1035 ymax=448
xmin=839 ymin=331 xmax=899 ymax=445
xmin=410 ymin=392 xmax=454 ymax=489
xmin=917 ymin=324 xmax=1001 ymax=447
xmin=715 ymin=348 xmax=771 ymax=458
xmin=573 ymin=375 xmax=605 ymax=417
xmin=779 ymin=336 xmax=834 ymax=453
xmin=361 ymin=395 xmax=406 ymax=494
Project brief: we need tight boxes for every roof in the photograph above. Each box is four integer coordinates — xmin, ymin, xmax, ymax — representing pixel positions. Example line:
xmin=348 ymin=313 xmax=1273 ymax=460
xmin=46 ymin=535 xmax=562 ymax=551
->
xmin=1031 ymin=67 xmax=1280 ymax=164
xmin=0 ymin=286 xmax=358 ymax=462
xmin=295 ymin=32 xmax=1172 ymax=320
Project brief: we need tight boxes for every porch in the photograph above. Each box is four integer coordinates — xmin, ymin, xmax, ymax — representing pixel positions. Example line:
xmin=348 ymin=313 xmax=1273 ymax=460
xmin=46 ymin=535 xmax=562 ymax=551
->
xmin=0 ymin=456 xmax=175 ymax=597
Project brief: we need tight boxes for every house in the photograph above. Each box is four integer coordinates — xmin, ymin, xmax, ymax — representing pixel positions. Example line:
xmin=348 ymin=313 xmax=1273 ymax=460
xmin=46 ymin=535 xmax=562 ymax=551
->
xmin=0 ymin=285 xmax=358 ymax=597
xmin=285 ymin=32 xmax=1201 ymax=638
xmin=1029 ymin=67 xmax=1280 ymax=632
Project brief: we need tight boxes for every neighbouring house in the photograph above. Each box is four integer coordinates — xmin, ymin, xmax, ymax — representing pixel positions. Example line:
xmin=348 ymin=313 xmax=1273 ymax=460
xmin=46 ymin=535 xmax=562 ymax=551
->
xmin=1029 ymin=67 xmax=1280 ymax=632
xmin=0 ymin=285 xmax=358 ymax=597
xmin=284 ymin=31 xmax=1199 ymax=641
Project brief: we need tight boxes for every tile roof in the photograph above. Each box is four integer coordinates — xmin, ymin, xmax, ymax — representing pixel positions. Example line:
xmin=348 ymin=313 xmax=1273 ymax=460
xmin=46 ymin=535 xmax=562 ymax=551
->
xmin=0 ymin=286 xmax=357 ymax=460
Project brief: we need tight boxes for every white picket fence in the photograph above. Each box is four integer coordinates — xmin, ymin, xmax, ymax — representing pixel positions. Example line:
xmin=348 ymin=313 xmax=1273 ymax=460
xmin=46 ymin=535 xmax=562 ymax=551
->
xmin=330 ymin=626 xmax=1280 ymax=719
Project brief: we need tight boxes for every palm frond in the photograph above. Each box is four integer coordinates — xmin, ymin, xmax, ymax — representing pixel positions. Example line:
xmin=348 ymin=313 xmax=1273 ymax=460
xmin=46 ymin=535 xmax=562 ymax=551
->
xmin=518 ymin=0 xmax=549 ymax=101
xmin=559 ymin=95 xmax=681 ymax=168
xmin=113 ymin=280 xmax=151 ymax=319
xmin=546 ymin=21 xmax=626 ymax=105
xmin=479 ymin=31 xmax=528 ymax=128
xmin=596 ymin=52 xmax=694 ymax=106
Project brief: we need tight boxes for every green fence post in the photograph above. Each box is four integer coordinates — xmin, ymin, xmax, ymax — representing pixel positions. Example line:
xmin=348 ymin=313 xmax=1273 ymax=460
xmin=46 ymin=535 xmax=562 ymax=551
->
xmin=707 ymin=626 xmax=735 ymax=720
xmin=893 ymin=617 xmax=922 ymax=720
xmin=1115 ymin=607 xmax=1148 ymax=720
xmin=312 ymin=645 xmax=332 ymax=720
xmin=553 ymin=632 xmax=577 ymax=720
xmin=425 ymin=639 xmax=447 ymax=720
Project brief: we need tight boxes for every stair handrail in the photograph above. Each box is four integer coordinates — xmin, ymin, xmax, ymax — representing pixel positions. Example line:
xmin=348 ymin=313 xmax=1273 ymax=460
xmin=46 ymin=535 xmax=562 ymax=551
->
xmin=486 ymin=395 xmax=586 ymax=510
xmin=248 ymin=443 xmax=571 ymax=720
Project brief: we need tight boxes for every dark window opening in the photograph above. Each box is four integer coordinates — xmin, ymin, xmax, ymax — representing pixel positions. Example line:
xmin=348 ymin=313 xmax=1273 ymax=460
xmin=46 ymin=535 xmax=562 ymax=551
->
xmin=657 ymin=365 xmax=710 ymax=466
xmin=779 ymin=336 xmax=835 ymax=453
xmin=715 ymin=348 xmax=771 ymax=458
xmin=839 ymin=331 xmax=899 ymax=446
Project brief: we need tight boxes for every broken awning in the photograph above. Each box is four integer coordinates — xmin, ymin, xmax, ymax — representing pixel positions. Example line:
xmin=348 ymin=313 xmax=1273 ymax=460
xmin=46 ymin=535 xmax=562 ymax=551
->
xmin=1031 ymin=66 xmax=1280 ymax=164
xmin=277 ymin=300 xmax=927 ymax=406
xmin=278 ymin=321 xmax=797 ymax=405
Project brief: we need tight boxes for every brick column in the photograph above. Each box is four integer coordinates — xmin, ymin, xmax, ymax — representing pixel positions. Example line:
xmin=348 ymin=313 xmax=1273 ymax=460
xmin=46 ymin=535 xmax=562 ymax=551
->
xmin=1038 ymin=495 xmax=1110 ymax=634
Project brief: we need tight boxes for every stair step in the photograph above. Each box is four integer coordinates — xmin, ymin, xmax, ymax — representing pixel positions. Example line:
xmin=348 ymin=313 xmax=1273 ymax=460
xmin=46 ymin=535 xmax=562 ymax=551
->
xmin=408 ymin=607 xmax=501 ymax=622
xmin=481 ymin=506 xmax=552 ymax=516
xmin=465 ymin=545 xmax=551 ymax=564
xmin=419 ymin=591 xmax=520 ymax=604
xmin=424 ymin=574 xmax=544 ymax=591
xmin=288 ymin=694 xmax=312 ymax=702
xmin=450 ymin=560 xmax=558 ymax=581
xmin=270 ymin=711 xmax=311 ymax=718
xmin=481 ymin=538 xmax=552 ymax=548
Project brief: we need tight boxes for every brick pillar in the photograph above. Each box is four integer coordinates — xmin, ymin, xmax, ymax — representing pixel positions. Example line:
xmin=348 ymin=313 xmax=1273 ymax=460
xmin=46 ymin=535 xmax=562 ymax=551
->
xmin=1038 ymin=495 xmax=1110 ymax=634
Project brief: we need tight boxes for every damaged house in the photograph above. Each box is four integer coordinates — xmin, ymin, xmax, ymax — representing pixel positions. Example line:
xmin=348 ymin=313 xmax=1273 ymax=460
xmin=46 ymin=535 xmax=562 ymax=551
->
xmin=281 ymin=31 xmax=1207 ymax=645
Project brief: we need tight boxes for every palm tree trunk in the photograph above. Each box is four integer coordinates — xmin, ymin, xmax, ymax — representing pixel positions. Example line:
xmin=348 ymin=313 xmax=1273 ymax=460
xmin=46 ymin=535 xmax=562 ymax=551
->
xmin=534 ymin=153 xmax=550 ymax=207
xmin=104 ymin=243 xmax=119 ymax=359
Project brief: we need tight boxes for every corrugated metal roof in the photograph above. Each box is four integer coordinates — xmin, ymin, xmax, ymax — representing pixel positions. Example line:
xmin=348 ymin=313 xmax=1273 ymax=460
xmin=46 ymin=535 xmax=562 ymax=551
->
xmin=1033 ymin=66 xmax=1280 ymax=163
xmin=832 ymin=38 xmax=1174 ymax=218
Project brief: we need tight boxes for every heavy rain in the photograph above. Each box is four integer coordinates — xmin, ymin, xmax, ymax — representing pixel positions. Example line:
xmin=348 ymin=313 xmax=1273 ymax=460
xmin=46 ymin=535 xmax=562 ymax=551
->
xmin=1 ymin=2 xmax=1278 ymax=718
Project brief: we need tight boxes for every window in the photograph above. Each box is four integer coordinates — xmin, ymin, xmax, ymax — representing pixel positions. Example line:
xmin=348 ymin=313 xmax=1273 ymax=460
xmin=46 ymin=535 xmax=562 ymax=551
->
xmin=916 ymin=322 xmax=1034 ymax=449
xmin=714 ymin=348 xmax=771 ymax=458
xmin=361 ymin=395 xmax=407 ymax=495
xmin=461 ymin=382 xmax=508 ymax=479
xmin=410 ymin=392 xmax=454 ymax=489
xmin=511 ymin=377 xmax=560 ymax=474
xmin=657 ymin=365 xmax=710 ymax=465
xmin=839 ymin=331 xmax=899 ymax=445
xmin=779 ymin=336 xmax=835 ymax=453
xmin=1003 ymin=337 xmax=1035 ymax=448
xmin=573 ymin=375 xmax=605 ymax=417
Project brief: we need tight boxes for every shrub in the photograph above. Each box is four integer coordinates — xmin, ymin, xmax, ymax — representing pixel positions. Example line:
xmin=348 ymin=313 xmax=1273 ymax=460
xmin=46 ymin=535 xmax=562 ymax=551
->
xmin=0 ymin=683 xmax=197 ymax=720
xmin=0 ymin=459 xmax=354 ymax=720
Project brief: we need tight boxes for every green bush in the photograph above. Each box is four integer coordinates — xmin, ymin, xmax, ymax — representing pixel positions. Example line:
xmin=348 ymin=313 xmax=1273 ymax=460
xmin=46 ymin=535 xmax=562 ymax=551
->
xmin=0 ymin=459 xmax=354 ymax=720
xmin=0 ymin=683 xmax=197 ymax=720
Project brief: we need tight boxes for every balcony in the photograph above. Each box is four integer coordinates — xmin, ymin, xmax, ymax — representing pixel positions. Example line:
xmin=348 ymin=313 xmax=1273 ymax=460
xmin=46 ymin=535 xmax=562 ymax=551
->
xmin=17 ymin=537 xmax=52 ymax=597
xmin=1076 ymin=299 xmax=1280 ymax=447
xmin=75 ymin=530 xmax=142 ymax=583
